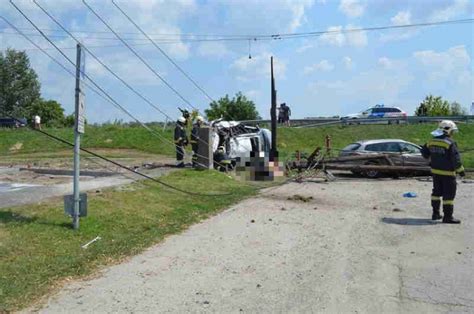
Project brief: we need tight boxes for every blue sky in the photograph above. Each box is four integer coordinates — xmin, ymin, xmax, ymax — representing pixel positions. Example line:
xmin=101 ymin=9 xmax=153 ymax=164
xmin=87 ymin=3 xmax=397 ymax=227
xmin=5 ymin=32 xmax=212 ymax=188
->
xmin=1 ymin=0 xmax=473 ymax=123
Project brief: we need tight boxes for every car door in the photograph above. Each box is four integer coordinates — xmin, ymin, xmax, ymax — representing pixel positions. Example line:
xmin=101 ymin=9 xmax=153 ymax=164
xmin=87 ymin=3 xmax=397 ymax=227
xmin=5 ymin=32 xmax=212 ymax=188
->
xmin=399 ymin=143 xmax=427 ymax=166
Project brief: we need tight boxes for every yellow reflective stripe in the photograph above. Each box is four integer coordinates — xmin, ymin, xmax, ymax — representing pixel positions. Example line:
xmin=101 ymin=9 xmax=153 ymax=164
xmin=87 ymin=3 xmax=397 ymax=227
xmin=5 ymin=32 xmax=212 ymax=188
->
xmin=189 ymin=140 xmax=197 ymax=144
xmin=221 ymin=160 xmax=231 ymax=164
xmin=428 ymin=140 xmax=450 ymax=149
xmin=456 ymin=165 xmax=465 ymax=173
xmin=431 ymin=196 xmax=441 ymax=201
xmin=431 ymin=168 xmax=456 ymax=176
xmin=443 ymin=200 xmax=454 ymax=205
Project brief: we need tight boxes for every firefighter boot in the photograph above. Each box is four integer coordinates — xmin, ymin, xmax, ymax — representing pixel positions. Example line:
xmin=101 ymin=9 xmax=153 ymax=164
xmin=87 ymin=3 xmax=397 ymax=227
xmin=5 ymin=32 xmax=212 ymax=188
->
xmin=431 ymin=210 xmax=442 ymax=221
xmin=442 ymin=208 xmax=461 ymax=224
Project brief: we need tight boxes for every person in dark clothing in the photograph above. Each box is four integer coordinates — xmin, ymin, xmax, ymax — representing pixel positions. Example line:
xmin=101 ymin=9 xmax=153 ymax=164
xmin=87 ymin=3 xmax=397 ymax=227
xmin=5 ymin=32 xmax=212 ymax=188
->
xmin=214 ymin=146 xmax=232 ymax=172
xmin=281 ymin=103 xmax=291 ymax=126
xmin=421 ymin=120 xmax=465 ymax=224
xmin=278 ymin=104 xmax=285 ymax=124
xmin=174 ymin=116 xmax=188 ymax=167
xmin=190 ymin=115 xmax=205 ymax=167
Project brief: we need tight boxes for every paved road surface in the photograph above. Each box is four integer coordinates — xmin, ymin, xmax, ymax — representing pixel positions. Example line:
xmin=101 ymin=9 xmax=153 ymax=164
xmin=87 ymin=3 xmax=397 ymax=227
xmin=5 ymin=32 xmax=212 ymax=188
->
xmin=29 ymin=178 xmax=474 ymax=313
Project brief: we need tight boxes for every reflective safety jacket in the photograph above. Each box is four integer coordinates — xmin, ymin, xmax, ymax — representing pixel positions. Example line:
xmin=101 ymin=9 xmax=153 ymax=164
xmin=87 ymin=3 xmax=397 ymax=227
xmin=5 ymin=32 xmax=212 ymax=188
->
xmin=174 ymin=123 xmax=187 ymax=146
xmin=421 ymin=135 xmax=464 ymax=176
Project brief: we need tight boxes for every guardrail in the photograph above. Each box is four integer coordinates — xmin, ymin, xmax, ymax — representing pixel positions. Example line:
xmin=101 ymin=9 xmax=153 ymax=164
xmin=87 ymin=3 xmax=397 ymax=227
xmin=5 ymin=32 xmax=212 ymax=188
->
xmin=239 ymin=115 xmax=474 ymax=128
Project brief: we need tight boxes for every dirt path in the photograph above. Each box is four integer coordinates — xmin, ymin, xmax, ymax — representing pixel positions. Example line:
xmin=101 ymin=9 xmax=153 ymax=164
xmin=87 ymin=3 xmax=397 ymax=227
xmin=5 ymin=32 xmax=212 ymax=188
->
xmin=29 ymin=178 xmax=474 ymax=313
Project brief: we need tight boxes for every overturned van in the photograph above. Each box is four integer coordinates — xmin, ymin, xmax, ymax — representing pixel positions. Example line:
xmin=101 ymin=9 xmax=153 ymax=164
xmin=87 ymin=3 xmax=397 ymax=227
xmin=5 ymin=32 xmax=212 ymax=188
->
xmin=210 ymin=120 xmax=271 ymax=161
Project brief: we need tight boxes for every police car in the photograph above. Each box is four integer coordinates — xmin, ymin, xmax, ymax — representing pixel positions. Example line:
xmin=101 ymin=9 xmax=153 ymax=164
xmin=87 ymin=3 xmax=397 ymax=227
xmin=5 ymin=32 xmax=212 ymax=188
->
xmin=341 ymin=105 xmax=407 ymax=124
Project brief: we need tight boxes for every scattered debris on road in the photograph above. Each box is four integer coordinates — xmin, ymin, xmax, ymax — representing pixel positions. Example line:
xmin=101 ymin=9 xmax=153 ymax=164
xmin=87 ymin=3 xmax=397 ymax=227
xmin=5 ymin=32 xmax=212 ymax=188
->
xmin=287 ymin=194 xmax=313 ymax=202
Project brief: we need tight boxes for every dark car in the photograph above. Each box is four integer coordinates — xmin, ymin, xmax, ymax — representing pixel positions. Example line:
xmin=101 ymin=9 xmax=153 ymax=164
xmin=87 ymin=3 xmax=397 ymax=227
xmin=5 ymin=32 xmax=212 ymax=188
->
xmin=0 ymin=117 xmax=27 ymax=128
xmin=340 ymin=139 xmax=429 ymax=178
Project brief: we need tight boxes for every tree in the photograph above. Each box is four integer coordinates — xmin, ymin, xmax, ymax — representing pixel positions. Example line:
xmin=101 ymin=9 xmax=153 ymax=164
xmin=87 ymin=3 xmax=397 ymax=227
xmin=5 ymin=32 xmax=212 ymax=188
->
xmin=205 ymin=92 xmax=261 ymax=121
xmin=415 ymin=95 xmax=450 ymax=116
xmin=450 ymin=101 xmax=467 ymax=116
xmin=29 ymin=99 xmax=65 ymax=127
xmin=0 ymin=49 xmax=41 ymax=117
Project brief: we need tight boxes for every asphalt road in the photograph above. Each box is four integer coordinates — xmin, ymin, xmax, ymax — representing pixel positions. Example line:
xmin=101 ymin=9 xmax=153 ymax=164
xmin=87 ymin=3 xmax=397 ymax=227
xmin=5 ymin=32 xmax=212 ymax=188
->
xmin=28 ymin=178 xmax=474 ymax=313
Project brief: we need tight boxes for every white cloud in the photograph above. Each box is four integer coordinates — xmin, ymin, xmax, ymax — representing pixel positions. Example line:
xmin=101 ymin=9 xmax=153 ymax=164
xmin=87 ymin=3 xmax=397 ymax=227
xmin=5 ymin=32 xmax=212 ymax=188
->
xmin=231 ymin=53 xmax=286 ymax=82
xmin=413 ymin=45 xmax=471 ymax=81
xmin=345 ymin=24 xmax=367 ymax=47
xmin=304 ymin=60 xmax=334 ymax=74
xmin=378 ymin=57 xmax=393 ymax=69
xmin=391 ymin=10 xmax=411 ymax=26
xmin=429 ymin=0 xmax=470 ymax=21
xmin=319 ymin=26 xmax=346 ymax=47
xmin=287 ymin=0 xmax=316 ymax=32
xmin=380 ymin=10 xmax=418 ymax=42
xmin=319 ymin=25 xmax=367 ymax=48
xmin=197 ymin=42 xmax=229 ymax=58
xmin=338 ymin=0 xmax=365 ymax=18
xmin=342 ymin=56 xmax=353 ymax=70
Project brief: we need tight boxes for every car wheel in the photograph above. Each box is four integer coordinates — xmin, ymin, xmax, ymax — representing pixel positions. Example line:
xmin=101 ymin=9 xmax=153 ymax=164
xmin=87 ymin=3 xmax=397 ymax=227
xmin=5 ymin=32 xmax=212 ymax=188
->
xmin=364 ymin=160 xmax=380 ymax=178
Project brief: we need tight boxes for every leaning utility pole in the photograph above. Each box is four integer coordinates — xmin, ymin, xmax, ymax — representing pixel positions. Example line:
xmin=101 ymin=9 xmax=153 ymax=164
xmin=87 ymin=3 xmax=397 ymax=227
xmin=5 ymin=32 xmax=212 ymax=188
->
xmin=270 ymin=56 xmax=278 ymax=161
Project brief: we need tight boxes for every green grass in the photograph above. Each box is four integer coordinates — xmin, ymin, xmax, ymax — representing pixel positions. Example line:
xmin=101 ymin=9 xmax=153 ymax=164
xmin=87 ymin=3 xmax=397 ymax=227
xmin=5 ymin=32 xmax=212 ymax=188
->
xmin=0 ymin=125 xmax=175 ymax=157
xmin=0 ymin=170 xmax=257 ymax=311
xmin=278 ymin=123 xmax=474 ymax=168
xmin=1 ymin=123 xmax=473 ymax=310
xmin=1 ymin=123 xmax=473 ymax=166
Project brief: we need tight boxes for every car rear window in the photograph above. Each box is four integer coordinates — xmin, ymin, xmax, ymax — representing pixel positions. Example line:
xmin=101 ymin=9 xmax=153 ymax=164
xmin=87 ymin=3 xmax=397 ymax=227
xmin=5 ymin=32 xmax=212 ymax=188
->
xmin=343 ymin=143 xmax=361 ymax=151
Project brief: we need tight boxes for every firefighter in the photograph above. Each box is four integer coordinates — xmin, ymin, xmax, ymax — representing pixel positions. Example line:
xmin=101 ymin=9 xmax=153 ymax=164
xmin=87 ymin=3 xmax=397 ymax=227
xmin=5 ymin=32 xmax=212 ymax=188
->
xmin=174 ymin=116 xmax=188 ymax=168
xmin=421 ymin=120 xmax=465 ymax=224
xmin=190 ymin=116 xmax=205 ymax=167
xmin=214 ymin=146 xmax=232 ymax=172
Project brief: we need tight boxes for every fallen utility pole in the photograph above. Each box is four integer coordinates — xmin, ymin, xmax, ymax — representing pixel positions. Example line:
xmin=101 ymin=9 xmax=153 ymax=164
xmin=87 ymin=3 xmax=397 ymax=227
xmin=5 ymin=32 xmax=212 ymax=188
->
xmin=322 ymin=164 xmax=431 ymax=173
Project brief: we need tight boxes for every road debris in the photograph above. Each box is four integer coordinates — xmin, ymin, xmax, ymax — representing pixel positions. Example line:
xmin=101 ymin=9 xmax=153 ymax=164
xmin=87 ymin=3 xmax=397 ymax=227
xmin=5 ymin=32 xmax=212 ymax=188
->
xmin=81 ymin=236 xmax=101 ymax=249
xmin=403 ymin=192 xmax=417 ymax=198
xmin=287 ymin=194 xmax=313 ymax=202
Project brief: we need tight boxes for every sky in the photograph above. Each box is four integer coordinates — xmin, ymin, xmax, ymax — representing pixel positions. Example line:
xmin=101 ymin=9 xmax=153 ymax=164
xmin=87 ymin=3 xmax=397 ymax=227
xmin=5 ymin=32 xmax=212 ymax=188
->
xmin=0 ymin=0 xmax=473 ymax=123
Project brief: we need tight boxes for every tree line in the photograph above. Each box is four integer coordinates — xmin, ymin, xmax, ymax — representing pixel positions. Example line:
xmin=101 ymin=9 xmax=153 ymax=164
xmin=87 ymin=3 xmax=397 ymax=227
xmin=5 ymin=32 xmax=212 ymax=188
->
xmin=0 ymin=48 xmax=261 ymax=126
xmin=1 ymin=48 xmax=469 ymax=128
xmin=414 ymin=95 xmax=468 ymax=117
xmin=0 ymin=49 xmax=76 ymax=127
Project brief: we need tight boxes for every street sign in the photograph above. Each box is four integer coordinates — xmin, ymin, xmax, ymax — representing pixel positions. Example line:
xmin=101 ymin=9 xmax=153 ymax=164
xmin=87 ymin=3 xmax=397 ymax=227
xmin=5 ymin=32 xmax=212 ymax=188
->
xmin=76 ymin=44 xmax=86 ymax=134
xmin=64 ymin=193 xmax=88 ymax=217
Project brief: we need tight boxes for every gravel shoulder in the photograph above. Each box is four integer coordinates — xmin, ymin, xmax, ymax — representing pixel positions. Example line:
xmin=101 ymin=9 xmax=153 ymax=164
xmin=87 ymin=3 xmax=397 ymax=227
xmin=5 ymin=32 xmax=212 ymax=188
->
xmin=29 ymin=178 xmax=474 ymax=313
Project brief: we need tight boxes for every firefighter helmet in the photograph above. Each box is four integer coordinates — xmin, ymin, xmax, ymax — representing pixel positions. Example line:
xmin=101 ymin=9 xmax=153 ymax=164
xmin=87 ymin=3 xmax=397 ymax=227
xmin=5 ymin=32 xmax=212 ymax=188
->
xmin=177 ymin=116 xmax=186 ymax=124
xmin=438 ymin=120 xmax=458 ymax=134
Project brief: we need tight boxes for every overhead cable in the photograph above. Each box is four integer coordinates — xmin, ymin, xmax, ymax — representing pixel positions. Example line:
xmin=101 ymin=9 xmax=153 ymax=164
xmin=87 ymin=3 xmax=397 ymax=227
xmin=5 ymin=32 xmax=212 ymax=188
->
xmin=82 ymin=0 xmax=198 ymax=111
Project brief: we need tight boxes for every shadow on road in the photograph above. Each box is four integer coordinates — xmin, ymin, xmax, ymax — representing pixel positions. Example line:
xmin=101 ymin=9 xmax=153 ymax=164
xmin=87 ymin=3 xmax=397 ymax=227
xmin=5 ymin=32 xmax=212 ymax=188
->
xmin=381 ymin=217 xmax=438 ymax=226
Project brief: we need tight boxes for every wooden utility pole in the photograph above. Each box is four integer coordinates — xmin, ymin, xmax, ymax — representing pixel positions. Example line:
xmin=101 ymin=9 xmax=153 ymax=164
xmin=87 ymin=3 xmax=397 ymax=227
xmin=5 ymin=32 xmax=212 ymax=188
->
xmin=270 ymin=56 xmax=278 ymax=161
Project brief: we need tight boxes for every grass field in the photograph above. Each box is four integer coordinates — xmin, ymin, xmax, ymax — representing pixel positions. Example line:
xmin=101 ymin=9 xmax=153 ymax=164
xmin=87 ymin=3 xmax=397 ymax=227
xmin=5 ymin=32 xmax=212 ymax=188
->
xmin=0 ymin=170 xmax=257 ymax=311
xmin=1 ymin=123 xmax=473 ymax=167
xmin=1 ymin=123 xmax=473 ymax=310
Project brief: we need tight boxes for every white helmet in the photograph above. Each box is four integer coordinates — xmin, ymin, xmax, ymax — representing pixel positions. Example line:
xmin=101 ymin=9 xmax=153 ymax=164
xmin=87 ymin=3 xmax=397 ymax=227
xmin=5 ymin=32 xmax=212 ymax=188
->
xmin=177 ymin=116 xmax=186 ymax=124
xmin=196 ymin=115 xmax=204 ymax=122
xmin=438 ymin=120 xmax=458 ymax=134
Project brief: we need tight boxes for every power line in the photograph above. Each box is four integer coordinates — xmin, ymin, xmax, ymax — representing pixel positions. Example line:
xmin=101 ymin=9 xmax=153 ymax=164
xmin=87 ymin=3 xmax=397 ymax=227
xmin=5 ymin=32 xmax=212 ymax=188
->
xmin=82 ymin=0 xmax=198 ymax=112
xmin=112 ymin=0 xmax=215 ymax=103
xmin=4 ymin=114 xmax=229 ymax=197
xmin=7 ymin=3 xmax=211 ymax=168
xmin=8 ymin=2 xmax=228 ymax=170
xmin=32 ymin=0 xmax=172 ymax=121
xmin=1 ymin=17 xmax=472 ymax=43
